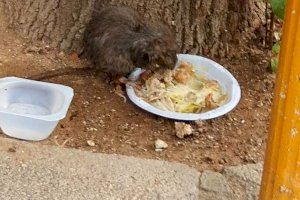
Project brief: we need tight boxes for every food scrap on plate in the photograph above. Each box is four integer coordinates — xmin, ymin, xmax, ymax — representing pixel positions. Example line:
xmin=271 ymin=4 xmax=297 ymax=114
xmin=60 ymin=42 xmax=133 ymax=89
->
xmin=131 ymin=62 xmax=228 ymax=114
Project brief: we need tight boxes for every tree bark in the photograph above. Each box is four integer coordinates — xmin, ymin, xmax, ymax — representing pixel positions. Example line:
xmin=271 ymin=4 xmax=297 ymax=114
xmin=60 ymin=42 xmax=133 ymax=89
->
xmin=0 ymin=0 xmax=266 ymax=58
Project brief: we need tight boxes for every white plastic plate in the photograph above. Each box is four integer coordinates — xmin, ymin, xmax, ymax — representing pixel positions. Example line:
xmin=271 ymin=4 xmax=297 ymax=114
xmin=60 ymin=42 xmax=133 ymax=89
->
xmin=126 ymin=54 xmax=241 ymax=121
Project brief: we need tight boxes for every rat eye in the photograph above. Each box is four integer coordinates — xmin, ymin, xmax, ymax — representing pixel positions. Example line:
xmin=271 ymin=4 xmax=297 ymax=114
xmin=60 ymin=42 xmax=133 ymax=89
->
xmin=142 ymin=53 xmax=149 ymax=62
xmin=135 ymin=52 xmax=150 ymax=68
xmin=133 ymin=24 xmax=142 ymax=32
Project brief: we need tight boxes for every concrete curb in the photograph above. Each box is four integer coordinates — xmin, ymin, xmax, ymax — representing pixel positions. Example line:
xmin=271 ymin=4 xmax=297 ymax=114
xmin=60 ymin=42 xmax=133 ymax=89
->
xmin=198 ymin=163 xmax=263 ymax=200
xmin=0 ymin=138 xmax=200 ymax=199
xmin=0 ymin=137 xmax=263 ymax=200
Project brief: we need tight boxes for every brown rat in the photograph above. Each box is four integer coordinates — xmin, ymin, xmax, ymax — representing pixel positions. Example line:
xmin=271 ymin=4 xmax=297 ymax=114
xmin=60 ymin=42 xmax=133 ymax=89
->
xmin=29 ymin=5 xmax=178 ymax=82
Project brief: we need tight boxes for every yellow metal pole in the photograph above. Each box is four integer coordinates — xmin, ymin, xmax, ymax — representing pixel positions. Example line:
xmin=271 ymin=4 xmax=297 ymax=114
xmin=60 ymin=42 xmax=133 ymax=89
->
xmin=260 ymin=0 xmax=300 ymax=199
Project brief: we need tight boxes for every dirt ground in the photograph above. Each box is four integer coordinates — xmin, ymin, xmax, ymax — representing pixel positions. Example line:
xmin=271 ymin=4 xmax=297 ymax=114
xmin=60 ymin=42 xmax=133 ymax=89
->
xmin=0 ymin=12 xmax=275 ymax=172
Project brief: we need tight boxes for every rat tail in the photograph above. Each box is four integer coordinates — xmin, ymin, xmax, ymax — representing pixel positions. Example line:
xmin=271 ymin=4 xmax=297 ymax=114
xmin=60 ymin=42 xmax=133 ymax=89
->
xmin=28 ymin=66 xmax=97 ymax=81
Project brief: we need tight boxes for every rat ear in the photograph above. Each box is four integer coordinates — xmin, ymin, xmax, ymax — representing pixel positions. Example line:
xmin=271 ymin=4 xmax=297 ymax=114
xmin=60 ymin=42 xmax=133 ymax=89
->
xmin=132 ymin=39 xmax=147 ymax=58
xmin=131 ymin=39 xmax=151 ymax=67
xmin=133 ymin=39 xmax=147 ymax=49
xmin=150 ymin=38 xmax=159 ymax=45
xmin=137 ymin=51 xmax=149 ymax=67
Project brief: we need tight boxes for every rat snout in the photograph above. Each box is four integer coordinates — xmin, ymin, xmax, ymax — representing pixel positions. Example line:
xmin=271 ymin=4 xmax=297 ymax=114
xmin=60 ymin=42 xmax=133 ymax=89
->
xmin=164 ymin=52 xmax=177 ymax=69
xmin=151 ymin=52 xmax=177 ymax=70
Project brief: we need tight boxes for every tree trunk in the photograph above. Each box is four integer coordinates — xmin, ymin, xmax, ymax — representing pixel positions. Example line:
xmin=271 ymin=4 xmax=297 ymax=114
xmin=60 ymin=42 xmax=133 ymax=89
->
xmin=0 ymin=0 xmax=265 ymax=58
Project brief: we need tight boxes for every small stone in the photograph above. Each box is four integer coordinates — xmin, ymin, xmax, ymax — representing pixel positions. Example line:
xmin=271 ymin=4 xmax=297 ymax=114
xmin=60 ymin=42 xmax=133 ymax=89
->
xmin=58 ymin=51 xmax=65 ymax=58
xmin=24 ymin=46 xmax=43 ymax=54
xmin=7 ymin=146 xmax=16 ymax=153
xmin=207 ymin=135 xmax=214 ymax=140
xmin=119 ymin=123 xmax=131 ymax=131
xmin=195 ymin=120 xmax=207 ymax=133
xmin=45 ymin=45 xmax=51 ymax=50
xmin=175 ymin=122 xmax=193 ymax=139
xmin=195 ymin=120 xmax=204 ymax=127
xmin=87 ymin=140 xmax=96 ymax=147
xmin=257 ymin=101 xmax=264 ymax=107
xmin=21 ymin=163 xmax=27 ymax=168
xmin=241 ymin=120 xmax=245 ymax=124
xmin=195 ymin=139 xmax=200 ymax=144
xmin=237 ymin=129 xmax=242 ymax=135
xmin=154 ymin=139 xmax=168 ymax=150
xmin=87 ymin=127 xmax=98 ymax=132
xmin=218 ymin=158 xmax=227 ymax=164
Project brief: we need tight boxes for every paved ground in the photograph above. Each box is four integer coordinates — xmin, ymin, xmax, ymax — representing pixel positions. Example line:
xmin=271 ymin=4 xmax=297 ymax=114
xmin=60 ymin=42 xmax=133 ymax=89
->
xmin=0 ymin=137 xmax=263 ymax=200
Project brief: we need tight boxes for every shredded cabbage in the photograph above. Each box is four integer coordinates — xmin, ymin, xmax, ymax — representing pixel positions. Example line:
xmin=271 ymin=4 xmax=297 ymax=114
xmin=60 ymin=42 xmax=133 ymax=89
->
xmin=133 ymin=62 xmax=228 ymax=113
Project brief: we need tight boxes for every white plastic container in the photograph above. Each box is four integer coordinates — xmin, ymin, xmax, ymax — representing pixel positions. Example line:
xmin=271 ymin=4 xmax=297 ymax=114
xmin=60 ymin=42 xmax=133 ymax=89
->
xmin=126 ymin=54 xmax=241 ymax=121
xmin=0 ymin=77 xmax=74 ymax=141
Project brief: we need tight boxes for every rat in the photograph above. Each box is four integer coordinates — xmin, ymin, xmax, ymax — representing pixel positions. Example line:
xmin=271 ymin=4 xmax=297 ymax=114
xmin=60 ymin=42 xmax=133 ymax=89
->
xmin=28 ymin=5 xmax=178 ymax=84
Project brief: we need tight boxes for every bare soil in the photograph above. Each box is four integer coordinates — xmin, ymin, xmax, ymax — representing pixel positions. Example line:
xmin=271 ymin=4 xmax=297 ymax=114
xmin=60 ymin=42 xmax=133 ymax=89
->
xmin=0 ymin=12 xmax=275 ymax=172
